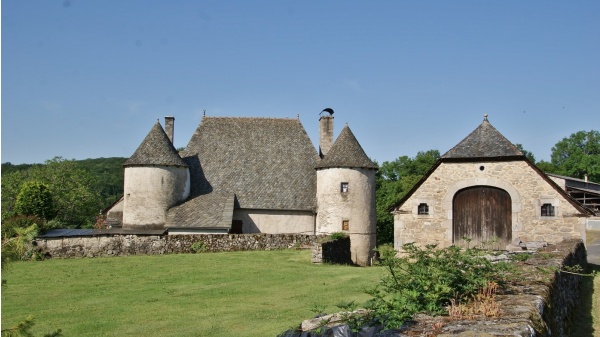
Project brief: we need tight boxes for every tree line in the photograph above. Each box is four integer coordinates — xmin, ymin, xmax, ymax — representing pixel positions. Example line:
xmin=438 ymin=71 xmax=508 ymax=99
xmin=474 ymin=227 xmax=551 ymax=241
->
xmin=1 ymin=130 xmax=598 ymax=244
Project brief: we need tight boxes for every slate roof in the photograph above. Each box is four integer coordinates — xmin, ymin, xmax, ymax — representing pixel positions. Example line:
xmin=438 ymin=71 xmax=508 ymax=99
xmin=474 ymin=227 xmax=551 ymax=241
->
xmin=389 ymin=116 xmax=593 ymax=215
xmin=316 ymin=124 xmax=378 ymax=170
xmin=180 ymin=117 xmax=319 ymax=211
xmin=124 ymin=121 xmax=188 ymax=167
xmin=441 ymin=115 xmax=524 ymax=160
xmin=165 ymin=192 xmax=235 ymax=229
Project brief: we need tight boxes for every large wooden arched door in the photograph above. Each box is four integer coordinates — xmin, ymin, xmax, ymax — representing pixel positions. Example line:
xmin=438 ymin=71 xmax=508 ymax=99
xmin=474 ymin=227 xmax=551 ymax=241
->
xmin=453 ymin=186 xmax=511 ymax=249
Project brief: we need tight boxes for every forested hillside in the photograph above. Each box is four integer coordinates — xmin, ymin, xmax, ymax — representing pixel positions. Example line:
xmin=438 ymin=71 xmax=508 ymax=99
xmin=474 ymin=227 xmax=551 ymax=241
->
xmin=1 ymin=157 xmax=126 ymax=229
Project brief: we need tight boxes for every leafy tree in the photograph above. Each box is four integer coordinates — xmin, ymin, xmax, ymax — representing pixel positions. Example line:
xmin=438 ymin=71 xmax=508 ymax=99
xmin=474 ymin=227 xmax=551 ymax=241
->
xmin=515 ymin=143 xmax=536 ymax=163
xmin=376 ymin=150 xmax=440 ymax=245
xmin=1 ymin=170 xmax=29 ymax=221
xmin=76 ymin=157 xmax=125 ymax=207
xmin=2 ymin=157 xmax=125 ymax=227
xmin=535 ymin=160 xmax=559 ymax=174
xmin=1 ymin=157 xmax=104 ymax=228
xmin=14 ymin=181 xmax=55 ymax=220
xmin=34 ymin=157 xmax=103 ymax=227
xmin=549 ymin=130 xmax=600 ymax=182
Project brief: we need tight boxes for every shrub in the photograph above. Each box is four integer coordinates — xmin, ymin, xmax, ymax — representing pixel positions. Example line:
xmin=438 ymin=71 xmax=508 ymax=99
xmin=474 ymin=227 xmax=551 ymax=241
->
xmin=316 ymin=232 xmax=348 ymax=244
xmin=1 ymin=223 xmax=41 ymax=263
xmin=1 ymin=215 xmax=45 ymax=239
xmin=191 ymin=241 xmax=207 ymax=253
xmin=329 ymin=232 xmax=348 ymax=241
xmin=363 ymin=243 xmax=512 ymax=329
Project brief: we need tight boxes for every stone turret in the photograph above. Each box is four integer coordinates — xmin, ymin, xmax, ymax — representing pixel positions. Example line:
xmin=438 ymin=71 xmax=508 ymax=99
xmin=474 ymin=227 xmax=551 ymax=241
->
xmin=316 ymin=122 xmax=378 ymax=266
xmin=122 ymin=118 xmax=190 ymax=230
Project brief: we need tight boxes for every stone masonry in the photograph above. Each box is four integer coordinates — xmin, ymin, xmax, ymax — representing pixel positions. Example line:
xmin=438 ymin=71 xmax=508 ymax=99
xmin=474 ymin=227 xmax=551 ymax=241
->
xmin=394 ymin=161 xmax=587 ymax=250
xmin=35 ymin=234 xmax=322 ymax=258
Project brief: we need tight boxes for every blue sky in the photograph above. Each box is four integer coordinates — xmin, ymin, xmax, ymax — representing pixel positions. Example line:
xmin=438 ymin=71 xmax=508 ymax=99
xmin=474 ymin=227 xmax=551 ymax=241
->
xmin=2 ymin=1 xmax=599 ymax=165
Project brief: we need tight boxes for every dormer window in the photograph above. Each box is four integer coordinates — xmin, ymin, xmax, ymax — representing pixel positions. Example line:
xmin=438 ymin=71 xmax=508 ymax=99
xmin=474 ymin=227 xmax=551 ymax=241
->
xmin=341 ymin=182 xmax=349 ymax=193
xmin=418 ymin=203 xmax=429 ymax=215
xmin=541 ymin=203 xmax=555 ymax=217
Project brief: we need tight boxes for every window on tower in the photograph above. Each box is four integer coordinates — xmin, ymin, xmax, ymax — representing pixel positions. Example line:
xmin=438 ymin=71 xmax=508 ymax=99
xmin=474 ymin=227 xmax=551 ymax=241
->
xmin=417 ymin=203 xmax=429 ymax=215
xmin=342 ymin=220 xmax=349 ymax=231
xmin=341 ymin=182 xmax=349 ymax=193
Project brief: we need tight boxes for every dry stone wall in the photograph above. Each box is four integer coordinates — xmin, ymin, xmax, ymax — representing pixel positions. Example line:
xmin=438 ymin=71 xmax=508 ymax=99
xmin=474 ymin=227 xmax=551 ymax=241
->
xmin=35 ymin=234 xmax=322 ymax=258
xmin=283 ymin=239 xmax=587 ymax=337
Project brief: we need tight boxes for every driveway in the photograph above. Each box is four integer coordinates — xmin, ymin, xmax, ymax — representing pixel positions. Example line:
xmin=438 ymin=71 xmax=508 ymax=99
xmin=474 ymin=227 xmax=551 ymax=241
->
xmin=586 ymin=230 xmax=600 ymax=266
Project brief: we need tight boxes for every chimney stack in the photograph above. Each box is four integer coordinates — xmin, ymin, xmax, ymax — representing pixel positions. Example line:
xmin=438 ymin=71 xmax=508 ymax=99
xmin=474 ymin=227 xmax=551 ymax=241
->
xmin=165 ymin=116 xmax=175 ymax=144
xmin=319 ymin=114 xmax=334 ymax=157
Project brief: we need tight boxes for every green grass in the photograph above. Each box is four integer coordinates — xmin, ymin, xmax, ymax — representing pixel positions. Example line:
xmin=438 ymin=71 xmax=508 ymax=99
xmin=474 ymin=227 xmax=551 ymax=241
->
xmin=1 ymin=250 xmax=384 ymax=337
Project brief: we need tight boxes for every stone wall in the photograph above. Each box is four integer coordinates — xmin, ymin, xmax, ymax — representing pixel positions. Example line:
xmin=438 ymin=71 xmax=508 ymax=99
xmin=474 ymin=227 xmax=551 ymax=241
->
xmin=35 ymin=234 xmax=322 ymax=258
xmin=394 ymin=161 xmax=587 ymax=250
xmin=283 ymin=239 xmax=587 ymax=337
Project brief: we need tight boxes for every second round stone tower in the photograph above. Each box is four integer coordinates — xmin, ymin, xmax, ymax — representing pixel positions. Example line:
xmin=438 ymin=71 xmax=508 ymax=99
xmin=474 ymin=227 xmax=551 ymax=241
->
xmin=316 ymin=114 xmax=378 ymax=266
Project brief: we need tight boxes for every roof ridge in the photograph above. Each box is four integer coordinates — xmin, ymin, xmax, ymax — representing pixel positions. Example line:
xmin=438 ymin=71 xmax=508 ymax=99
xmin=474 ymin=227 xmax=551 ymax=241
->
xmin=202 ymin=116 xmax=299 ymax=121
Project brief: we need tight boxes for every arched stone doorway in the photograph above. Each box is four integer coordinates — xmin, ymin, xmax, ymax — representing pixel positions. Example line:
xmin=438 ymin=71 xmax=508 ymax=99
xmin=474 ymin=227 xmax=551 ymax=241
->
xmin=453 ymin=185 xmax=512 ymax=249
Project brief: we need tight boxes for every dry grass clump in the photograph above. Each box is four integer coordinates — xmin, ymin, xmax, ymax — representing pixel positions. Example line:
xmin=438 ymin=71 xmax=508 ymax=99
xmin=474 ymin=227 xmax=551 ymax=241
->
xmin=446 ymin=281 xmax=502 ymax=319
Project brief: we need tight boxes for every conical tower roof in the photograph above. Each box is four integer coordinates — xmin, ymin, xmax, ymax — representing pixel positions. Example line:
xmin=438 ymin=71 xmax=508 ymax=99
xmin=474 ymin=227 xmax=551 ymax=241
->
xmin=316 ymin=124 xmax=377 ymax=170
xmin=442 ymin=115 xmax=523 ymax=160
xmin=124 ymin=121 xmax=188 ymax=167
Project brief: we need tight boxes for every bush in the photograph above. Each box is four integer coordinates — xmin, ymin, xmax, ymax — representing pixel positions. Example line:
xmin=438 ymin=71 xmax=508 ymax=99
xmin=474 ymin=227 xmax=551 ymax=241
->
xmin=363 ymin=243 xmax=512 ymax=329
xmin=1 ymin=215 xmax=45 ymax=239
xmin=329 ymin=232 xmax=348 ymax=241
xmin=317 ymin=232 xmax=348 ymax=244
xmin=1 ymin=223 xmax=41 ymax=263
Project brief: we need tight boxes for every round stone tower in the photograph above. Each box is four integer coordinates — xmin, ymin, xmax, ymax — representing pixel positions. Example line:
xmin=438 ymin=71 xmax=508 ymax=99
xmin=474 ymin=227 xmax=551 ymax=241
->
xmin=316 ymin=117 xmax=377 ymax=266
xmin=122 ymin=117 xmax=190 ymax=230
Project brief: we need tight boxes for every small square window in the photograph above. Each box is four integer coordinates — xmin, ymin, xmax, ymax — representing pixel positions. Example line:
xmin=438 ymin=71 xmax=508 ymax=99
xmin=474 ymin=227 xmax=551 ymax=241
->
xmin=541 ymin=203 xmax=555 ymax=217
xmin=342 ymin=220 xmax=349 ymax=231
xmin=341 ymin=182 xmax=349 ymax=193
xmin=418 ymin=203 xmax=429 ymax=215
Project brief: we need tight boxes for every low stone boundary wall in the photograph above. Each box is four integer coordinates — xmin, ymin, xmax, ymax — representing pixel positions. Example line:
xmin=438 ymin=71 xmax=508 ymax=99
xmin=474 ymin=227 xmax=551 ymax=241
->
xmin=283 ymin=239 xmax=587 ymax=337
xmin=35 ymin=234 xmax=322 ymax=258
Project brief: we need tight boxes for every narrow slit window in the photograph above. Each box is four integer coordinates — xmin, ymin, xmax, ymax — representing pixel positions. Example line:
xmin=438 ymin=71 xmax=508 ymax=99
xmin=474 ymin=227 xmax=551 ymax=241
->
xmin=341 ymin=182 xmax=349 ymax=193
xmin=342 ymin=220 xmax=349 ymax=231
xmin=418 ymin=203 xmax=429 ymax=215
xmin=541 ymin=203 xmax=555 ymax=217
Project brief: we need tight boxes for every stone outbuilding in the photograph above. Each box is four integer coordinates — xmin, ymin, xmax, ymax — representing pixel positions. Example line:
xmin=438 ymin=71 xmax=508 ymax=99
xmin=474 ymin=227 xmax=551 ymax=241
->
xmin=108 ymin=110 xmax=377 ymax=265
xmin=390 ymin=115 xmax=594 ymax=251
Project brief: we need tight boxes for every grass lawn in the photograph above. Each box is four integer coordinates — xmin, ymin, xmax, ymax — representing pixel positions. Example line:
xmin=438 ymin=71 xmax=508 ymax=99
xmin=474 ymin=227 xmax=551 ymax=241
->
xmin=1 ymin=250 xmax=384 ymax=337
